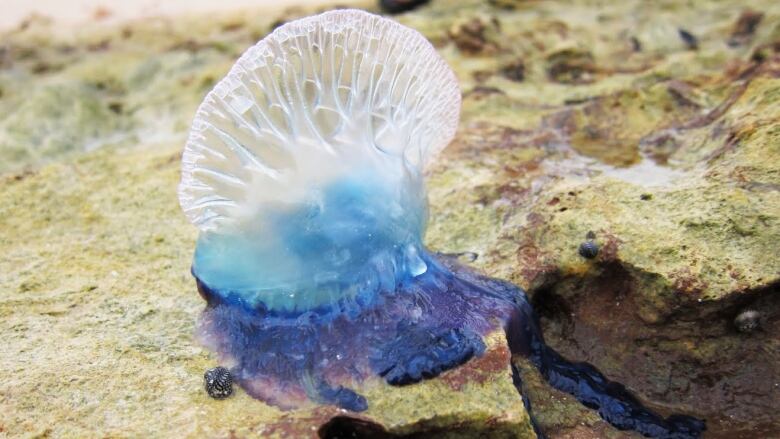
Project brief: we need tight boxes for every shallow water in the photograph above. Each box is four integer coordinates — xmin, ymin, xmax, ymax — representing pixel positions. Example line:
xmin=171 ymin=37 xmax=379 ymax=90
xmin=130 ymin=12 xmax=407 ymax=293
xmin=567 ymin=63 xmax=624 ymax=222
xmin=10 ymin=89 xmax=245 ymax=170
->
xmin=597 ymin=156 xmax=687 ymax=187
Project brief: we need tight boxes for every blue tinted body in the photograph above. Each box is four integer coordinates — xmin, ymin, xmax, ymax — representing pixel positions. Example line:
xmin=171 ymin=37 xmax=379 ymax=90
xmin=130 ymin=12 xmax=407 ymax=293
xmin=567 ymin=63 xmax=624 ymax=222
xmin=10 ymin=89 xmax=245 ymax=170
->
xmin=191 ymin=178 xmax=704 ymax=439
xmin=193 ymin=174 xmax=427 ymax=316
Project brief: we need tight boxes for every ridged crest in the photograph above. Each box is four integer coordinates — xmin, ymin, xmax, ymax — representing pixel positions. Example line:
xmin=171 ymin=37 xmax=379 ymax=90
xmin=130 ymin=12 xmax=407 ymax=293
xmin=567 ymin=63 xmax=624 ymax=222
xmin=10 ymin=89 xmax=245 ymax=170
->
xmin=179 ymin=9 xmax=461 ymax=232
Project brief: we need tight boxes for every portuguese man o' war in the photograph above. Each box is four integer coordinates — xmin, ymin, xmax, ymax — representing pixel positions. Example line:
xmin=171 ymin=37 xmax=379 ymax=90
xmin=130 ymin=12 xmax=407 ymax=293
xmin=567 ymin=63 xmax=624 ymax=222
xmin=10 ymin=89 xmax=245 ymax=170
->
xmin=178 ymin=9 xmax=705 ymax=438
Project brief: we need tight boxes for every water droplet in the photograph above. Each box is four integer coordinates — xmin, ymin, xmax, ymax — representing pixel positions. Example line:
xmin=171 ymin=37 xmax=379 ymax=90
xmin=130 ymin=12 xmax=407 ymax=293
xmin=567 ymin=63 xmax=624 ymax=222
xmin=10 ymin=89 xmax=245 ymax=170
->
xmin=405 ymin=245 xmax=427 ymax=276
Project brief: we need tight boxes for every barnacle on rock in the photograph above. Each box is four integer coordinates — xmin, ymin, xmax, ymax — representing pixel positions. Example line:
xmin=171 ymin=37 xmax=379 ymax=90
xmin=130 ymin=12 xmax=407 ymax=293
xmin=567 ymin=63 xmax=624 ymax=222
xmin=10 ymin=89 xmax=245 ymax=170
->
xmin=204 ymin=366 xmax=233 ymax=399
xmin=578 ymin=240 xmax=599 ymax=259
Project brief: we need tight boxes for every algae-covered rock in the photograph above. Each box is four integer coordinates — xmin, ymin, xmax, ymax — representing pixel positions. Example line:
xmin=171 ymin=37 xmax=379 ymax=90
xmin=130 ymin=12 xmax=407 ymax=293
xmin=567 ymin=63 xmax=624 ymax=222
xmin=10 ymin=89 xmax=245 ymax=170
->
xmin=417 ymin=1 xmax=780 ymax=436
xmin=0 ymin=82 xmax=124 ymax=172
xmin=1 ymin=0 xmax=779 ymax=437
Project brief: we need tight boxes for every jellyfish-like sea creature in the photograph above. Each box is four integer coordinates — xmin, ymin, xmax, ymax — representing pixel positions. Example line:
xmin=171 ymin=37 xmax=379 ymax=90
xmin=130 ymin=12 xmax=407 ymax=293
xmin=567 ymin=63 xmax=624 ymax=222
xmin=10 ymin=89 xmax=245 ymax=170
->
xmin=179 ymin=10 xmax=704 ymax=437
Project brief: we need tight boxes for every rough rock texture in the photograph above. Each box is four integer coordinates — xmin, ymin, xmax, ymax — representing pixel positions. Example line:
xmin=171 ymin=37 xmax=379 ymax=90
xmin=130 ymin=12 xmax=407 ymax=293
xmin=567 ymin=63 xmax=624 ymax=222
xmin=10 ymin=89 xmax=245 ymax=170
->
xmin=0 ymin=119 xmax=534 ymax=438
xmin=1 ymin=0 xmax=779 ymax=438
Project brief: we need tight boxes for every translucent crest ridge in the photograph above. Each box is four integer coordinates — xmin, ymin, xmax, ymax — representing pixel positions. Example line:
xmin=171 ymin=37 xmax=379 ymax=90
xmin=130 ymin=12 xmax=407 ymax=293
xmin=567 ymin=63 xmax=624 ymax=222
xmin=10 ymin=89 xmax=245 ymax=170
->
xmin=179 ymin=9 xmax=461 ymax=232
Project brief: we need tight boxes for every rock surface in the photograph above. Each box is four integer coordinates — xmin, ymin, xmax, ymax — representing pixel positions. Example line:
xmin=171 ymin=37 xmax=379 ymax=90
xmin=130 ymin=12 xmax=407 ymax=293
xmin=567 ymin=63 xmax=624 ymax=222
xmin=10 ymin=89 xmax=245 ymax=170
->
xmin=1 ymin=0 xmax=779 ymax=437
